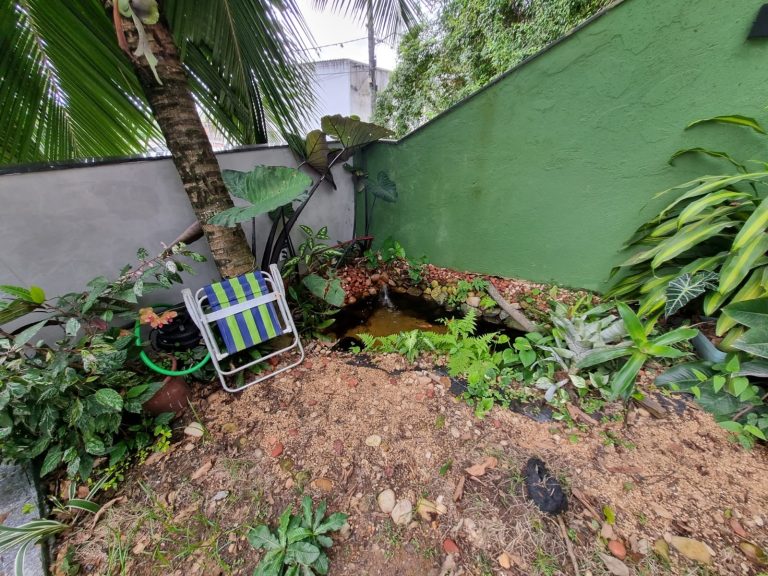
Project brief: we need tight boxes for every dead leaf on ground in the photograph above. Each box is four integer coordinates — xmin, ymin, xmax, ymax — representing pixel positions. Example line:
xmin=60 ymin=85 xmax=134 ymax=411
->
xmin=464 ymin=456 xmax=498 ymax=477
xmin=729 ymin=517 xmax=748 ymax=538
xmin=599 ymin=552 xmax=629 ymax=576
xmin=670 ymin=536 xmax=713 ymax=565
xmin=739 ymin=541 xmax=768 ymax=566
xmin=190 ymin=460 xmax=213 ymax=481
xmin=453 ymin=476 xmax=465 ymax=502
xmin=416 ymin=498 xmax=447 ymax=520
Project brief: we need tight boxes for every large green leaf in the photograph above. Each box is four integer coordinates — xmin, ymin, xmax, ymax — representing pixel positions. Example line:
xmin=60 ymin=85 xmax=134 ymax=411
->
xmin=676 ymin=191 xmax=751 ymax=227
xmin=664 ymin=272 xmax=718 ymax=317
xmin=247 ymin=525 xmax=281 ymax=551
xmin=286 ymin=541 xmax=321 ymax=566
xmin=719 ymin=233 xmax=768 ymax=294
xmin=668 ymin=148 xmax=748 ymax=172
xmin=656 ymin=173 xmax=768 ymax=216
xmin=320 ymin=115 xmax=393 ymax=150
xmin=91 ymin=389 xmax=123 ymax=413
xmin=609 ymin=351 xmax=647 ymax=401
xmin=617 ymin=302 xmax=645 ymax=344
xmin=733 ymin=197 xmax=768 ymax=251
xmin=686 ymin=114 xmax=767 ymax=135
xmin=367 ymin=171 xmax=398 ymax=202
xmin=651 ymin=220 xmax=736 ymax=269
xmin=209 ymin=166 xmax=312 ymax=227
xmin=304 ymin=130 xmax=331 ymax=174
xmin=575 ymin=345 xmax=632 ymax=369
xmin=302 ymin=275 xmax=345 ymax=308
xmin=723 ymin=297 xmax=768 ymax=330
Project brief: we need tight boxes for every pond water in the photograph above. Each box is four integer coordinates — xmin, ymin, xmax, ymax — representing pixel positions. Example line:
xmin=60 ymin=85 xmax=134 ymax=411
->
xmin=330 ymin=286 xmax=518 ymax=341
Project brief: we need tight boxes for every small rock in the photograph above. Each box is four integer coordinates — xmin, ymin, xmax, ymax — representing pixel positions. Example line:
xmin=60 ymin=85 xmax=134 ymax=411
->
xmin=378 ymin=489 xmax=396 ymax=514
xmin=442 ymin=538 xmax=460 ymax=555
xmin=497 ymin=552 xmax=512 ymax=569
xmin=466 ymin=296 xmax=481 ymax=307
xmin=365 ymin=434 xmax=382 ymax=447
xmin=212 ymin=490 xmax=229 ymax=502
xmin=600 ymin=523 xmax=615 ymax=540
xmin=391 ymin=499 xmax=413 ymax=525
xmin=270 ymin=442 xmax=285 ymax=458
xmin=608 ymin=540 xmax=627 ymax=560
xmin=333 ymin=439 xmax=344 ymax=455
xmin=184 ymin=422 xmax=205 ymax=437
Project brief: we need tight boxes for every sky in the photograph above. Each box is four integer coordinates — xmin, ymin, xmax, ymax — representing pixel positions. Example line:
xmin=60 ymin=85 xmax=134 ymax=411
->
xmin=294 ymin=0 xmax=399 ymax=70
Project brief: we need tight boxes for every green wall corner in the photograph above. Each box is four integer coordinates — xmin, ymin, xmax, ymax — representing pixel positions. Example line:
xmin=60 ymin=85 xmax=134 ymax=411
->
xmin=359 ymin=0 xmax=768 ymax=292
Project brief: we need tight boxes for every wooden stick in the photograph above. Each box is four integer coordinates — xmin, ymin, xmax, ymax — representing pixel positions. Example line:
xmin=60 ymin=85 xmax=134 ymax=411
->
xmin=557 ymin=516 xmax=580 ymax=576
xmin=486 ymin=282 xmax=538 ymax=332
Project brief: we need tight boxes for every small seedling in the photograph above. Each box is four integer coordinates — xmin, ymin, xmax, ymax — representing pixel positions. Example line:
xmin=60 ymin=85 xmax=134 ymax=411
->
xmin=248 ymin=496 xmax=347 ymax=576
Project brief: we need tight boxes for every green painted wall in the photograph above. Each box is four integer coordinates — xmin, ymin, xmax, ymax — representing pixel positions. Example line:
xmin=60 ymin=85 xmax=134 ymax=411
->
xmin=359 ymin=0 xmax=768 ymax=291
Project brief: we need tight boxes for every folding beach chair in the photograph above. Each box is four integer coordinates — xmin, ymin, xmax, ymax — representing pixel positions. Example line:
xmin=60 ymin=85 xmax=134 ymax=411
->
xmin=181 ymin=264 xmax=304 ymax=392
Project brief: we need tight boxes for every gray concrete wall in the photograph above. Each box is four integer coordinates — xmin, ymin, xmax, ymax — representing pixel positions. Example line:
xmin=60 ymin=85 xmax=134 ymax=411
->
xmin=0 ymin=145 xmax=355 ymax=303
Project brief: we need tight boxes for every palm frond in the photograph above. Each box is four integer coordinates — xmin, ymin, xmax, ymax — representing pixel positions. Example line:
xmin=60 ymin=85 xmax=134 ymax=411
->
xmin=312 ymin=0 xmax=420 ymax=39
xmin=164 ymin=0 xmax=316 ymax=143
xmin=0 ymin=0 xmax=162 ymax=165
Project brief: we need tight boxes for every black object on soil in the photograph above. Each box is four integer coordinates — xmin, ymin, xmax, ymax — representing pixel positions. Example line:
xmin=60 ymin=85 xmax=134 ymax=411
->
xmin=523 ymin=457 xmax=568 ymax=515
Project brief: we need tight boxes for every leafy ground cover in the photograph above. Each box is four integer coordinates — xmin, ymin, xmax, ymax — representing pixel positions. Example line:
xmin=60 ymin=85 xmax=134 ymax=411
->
xmin=51 ymin=345 xmax=768 ymax=576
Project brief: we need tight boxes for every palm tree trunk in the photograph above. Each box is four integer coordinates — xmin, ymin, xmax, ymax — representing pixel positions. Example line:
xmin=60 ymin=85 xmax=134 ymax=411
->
xmin=122 ymin=18 xmax=254 ymax=279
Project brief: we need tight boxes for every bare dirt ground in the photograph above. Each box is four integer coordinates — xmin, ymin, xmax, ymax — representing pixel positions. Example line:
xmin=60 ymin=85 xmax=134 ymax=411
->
xmin=54 ymin=346 xmax=768 ymax=576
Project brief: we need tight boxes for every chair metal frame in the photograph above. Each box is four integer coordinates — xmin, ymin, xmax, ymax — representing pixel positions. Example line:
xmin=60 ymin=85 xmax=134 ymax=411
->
xmin=182 ymin=264 xmax=304 ymax=392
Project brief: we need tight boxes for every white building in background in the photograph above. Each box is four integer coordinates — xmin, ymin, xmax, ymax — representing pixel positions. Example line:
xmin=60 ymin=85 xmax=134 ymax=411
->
xmin=305 ymin=59 xmax=391 ymax=130
xmin=204 ymin=58 xmax=390 ymax=149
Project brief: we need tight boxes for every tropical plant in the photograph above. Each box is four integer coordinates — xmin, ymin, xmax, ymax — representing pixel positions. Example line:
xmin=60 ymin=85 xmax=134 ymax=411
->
xmin=209 ymin=115 xmax=394 ymax=269
xmin=0 ymin=245 xmax=200 ymax=480
xmin=248 ymin=495 xmax=348 ymax=576
xmin=656 ymin=353 xmax=768 ymax=448
xmin=575 ymin=303 xmax=698 ymax=401
xmin=0 ymin=471 xmax=113 ymax=576
xmin=3 ymin=0 xmax=417 ymax=278
xmin=606 ymin=114 xmax=768 ymax=344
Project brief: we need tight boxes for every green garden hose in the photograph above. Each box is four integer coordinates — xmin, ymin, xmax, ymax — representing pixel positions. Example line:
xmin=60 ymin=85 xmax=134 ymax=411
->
xmin=134 ymin=304 xmax=210 ymax=377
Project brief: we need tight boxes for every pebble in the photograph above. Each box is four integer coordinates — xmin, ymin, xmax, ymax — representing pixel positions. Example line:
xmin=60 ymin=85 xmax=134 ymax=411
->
xmin=365 ymin=434 xmax=382 ymax=447
xmin=442 ymin=538 xmax=460 ymax=555
xmin=212 ymin=490 xmax=229 ymax=502
xmin=391 ymin=499 xmax=413 ymax=525
xmin=270 ymin=443 xmax=284 ymax=458
xmin=378 ymin=489 xmax=396 ymax=514
xmin=450 ymin=428 xmax=460 ymax=439
xmin=184 ymin=422 xmax=205 ymax=437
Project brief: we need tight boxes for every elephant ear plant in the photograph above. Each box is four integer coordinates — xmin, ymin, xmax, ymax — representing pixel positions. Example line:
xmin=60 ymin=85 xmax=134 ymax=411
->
xmin=209 ymin=114 xmax=394 ymax=271
xmin=606 ymin=113 xmax=768 ymax=346
xmin=0 ymin=244 xmax=203 ymax=481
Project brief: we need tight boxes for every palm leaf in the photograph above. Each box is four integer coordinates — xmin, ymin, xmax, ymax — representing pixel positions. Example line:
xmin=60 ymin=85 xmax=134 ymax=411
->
xmin=0 ymin=0 xmax=162 ymax=164
xmin=164 ymin=0 xmax=315 ymax=141
xmin=312 ymin=0 xmax=420 ymax=38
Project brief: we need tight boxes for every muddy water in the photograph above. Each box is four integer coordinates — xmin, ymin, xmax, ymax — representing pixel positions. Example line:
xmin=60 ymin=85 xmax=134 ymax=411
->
xmin=342 ymin=305 xmax=448 ymax=338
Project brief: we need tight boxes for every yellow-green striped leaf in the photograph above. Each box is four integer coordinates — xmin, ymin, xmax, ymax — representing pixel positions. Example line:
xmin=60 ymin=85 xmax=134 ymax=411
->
xmin=639 ymin=273 xmax=676 ymax=295
xmin=637 ymin=286 xmax=666 ymax=317
xmin=680 ymin=253 xmax=728 ymax=274
xmin=619 ymin=245 xmax=661 ymax=268
xmin=677 ymin=191 xmax=752 ymax=228
xmin=657 ymin=172 xmax=768 ymax=216
xmin=718 ymin=234 xmax=768 ymax=294
xmin=715 ymin=267 xmax=768 ymax=335
xmin=732 ymin=197 xmax=768 ymax=250
xmin=651 ymin=221 xmax=736 ymax=269
xmin=686 ymin=114 xmax=767 ymax=135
